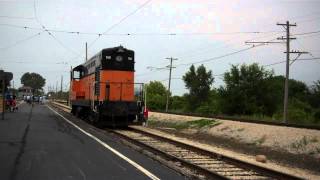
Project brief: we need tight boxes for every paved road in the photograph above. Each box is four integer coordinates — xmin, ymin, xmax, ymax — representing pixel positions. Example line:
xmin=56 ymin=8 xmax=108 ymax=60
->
xmin=0 ymin=103 xmax=186 ymax=180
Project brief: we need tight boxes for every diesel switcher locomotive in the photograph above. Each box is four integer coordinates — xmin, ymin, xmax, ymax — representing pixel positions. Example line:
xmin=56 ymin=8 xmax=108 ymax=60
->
xmin=70 ymin=46 xmax=147 ymax=126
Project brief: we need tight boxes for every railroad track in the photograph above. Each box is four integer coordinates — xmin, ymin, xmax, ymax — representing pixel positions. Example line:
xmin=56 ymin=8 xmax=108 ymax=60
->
xmin=50 ymin=101 xmax=304 ymax=180
xmin=113 ymin=127 xmax=303 ymax=180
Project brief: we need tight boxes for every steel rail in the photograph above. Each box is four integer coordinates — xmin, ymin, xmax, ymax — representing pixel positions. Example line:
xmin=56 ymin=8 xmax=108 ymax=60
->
xmin=112 ymin=127 xmax=304 ymax=180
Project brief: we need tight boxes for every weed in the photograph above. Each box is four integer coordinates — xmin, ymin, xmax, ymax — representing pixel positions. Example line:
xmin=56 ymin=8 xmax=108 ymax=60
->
xmin=254 ymin=135 xmax=267 ymax=145
xmin=290 ymin=136 xmax=314 ymax=150
xmin=310 ymin=136 xmax=318 ymax=143
xmin=302 ymin=136 xmax=308 ymax=146
xmin=147 ymin=118 xmax=221 ymax=130
xmin=220 ymin=126 xmax=230 ymax=131
xmin=237 ymin=128 xmax=245 ymax=132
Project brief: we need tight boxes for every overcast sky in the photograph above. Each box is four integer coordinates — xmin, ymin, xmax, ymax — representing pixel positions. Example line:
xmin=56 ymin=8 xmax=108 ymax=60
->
xmin=0 ymin=0 xmax=319 ymax=95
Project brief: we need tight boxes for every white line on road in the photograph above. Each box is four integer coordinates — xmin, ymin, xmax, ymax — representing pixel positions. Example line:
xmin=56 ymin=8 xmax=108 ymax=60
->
xmin=47 ymin=105 xmax=161 ymax=180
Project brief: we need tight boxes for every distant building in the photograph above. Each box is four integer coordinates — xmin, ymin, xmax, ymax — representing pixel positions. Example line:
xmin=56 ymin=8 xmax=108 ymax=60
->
xmin=18 ymin=86 xmax=33 ymax=99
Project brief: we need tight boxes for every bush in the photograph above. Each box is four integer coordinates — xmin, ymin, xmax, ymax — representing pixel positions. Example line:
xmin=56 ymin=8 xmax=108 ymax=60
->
xmin=314 ymin=109 xmax=320 ymax=123
xmin=288 ymin=108 xmax=309 ymax=124
xmin=195 ymin=105 xmax=212 ymax=115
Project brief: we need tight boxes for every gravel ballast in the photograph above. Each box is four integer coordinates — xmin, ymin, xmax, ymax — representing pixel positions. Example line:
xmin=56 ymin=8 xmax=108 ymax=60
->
xmin=148 ymin=111 xmax=320 ymax=179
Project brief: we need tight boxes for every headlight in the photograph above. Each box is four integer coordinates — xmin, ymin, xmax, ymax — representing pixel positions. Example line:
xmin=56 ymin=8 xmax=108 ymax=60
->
xmin=116 ymin=55 xmax=123 ymax=62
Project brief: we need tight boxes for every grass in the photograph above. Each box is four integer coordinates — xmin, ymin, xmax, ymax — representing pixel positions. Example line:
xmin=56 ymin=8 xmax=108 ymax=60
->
xmin=147 ymin=118 xmax=221 ymax=130
xmin=220 ymin=126 xmax=230 ymax=131
xmin=310 ymin=136 xmax=318 ymax=143
xmin=253 ymin=135 xmax=267 ymax=146
xmin=290 ymin=136 xmax=319 ymax=150
xmin=167 ymin=109 xmax=320 ymax=127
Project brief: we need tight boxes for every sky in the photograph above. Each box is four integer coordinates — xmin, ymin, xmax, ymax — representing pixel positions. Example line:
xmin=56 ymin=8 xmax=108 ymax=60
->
xmin=0 ymin=0 xmax=319 ymax=95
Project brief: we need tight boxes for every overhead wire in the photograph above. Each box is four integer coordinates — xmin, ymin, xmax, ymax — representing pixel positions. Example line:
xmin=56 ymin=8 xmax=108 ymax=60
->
xmin=69 ymin=0 xmax=153 ymax=62
xmin=292 ymin=30 xmax=320 ymax=36
xmin=175 ymin=44 xmax=265 ymax=67
xmin=171 ymin=12 xmax=320 ymax=65
xmin=263 ymin=58 xmax=320 ymax=67
xmin=0 ymin=30 xmax=44 ymax=51
xmin=33 ymin=0 xmax=80 ymax=56
xmin=0 ymin=61 xmax=68 ymax=64
xmin=148 ymin=57 xmax=320 ymax=84
xmin=0 ymin=23 xmax=285 ymax=36
xmin=87 ymin=0 xmax=153 ymax=49
xmin=136 ymin=43 xmax=268 ymax=79
xmin=0 ymin=15 xmax=35 ymax=20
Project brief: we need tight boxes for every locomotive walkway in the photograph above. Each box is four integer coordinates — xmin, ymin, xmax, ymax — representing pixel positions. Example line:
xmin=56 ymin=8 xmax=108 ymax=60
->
xmin=0 ymin=103 xmax=184 ymax=180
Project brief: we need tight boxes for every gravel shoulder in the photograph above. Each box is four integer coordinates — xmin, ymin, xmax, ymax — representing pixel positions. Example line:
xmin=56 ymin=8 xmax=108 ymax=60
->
xmin=147 ymin=112 xmax=320 ymax=180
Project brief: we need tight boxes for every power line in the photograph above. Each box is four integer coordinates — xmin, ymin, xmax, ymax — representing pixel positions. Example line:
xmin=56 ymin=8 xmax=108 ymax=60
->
xmin=263 ymin=57 xmax=320 ymax=67
xmin=137 ymin=44 xmax=268 ymax=78
xmin=0 ymin=0 xmax=34 ymax=2
xmin=87 ymin=0 xmax=153 ymax=49
xmin=0 ymin=61 xmax=68 ymax=64
xmin=176 ymin=45 xmax=264 ymax=67
xmin=292 ymin=30 xmax=320 ymax=36
xmin=149 ymin=57 xmax=320 ymax=85
xmin=136 ymin=44 xmax=267 ymax=80
xmin=172 ymin=12 xmax=320 ymax=62
xmin=0 ymin=23 xmax=286 ymax=36
xmin=171 ymin=31 xmax=285 ymax=66
xmin=0 ymin=30 xmax=43 ymax=51
xmin=69 ymin=0 xmax=153 ymax=62
xmin=0 ymin=15 xmax=35 ymax=20
xmin=33 ymin=0 xmax=80 ymax=56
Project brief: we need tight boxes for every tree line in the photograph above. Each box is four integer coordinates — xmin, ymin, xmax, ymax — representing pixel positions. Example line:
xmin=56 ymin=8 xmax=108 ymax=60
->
xmin=146 ymin=63 xmax=320 ymax=125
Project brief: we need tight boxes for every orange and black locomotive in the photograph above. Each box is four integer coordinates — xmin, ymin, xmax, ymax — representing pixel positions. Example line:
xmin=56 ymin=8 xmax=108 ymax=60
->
xmin=70 ymin=46 xmax=147 ymax=126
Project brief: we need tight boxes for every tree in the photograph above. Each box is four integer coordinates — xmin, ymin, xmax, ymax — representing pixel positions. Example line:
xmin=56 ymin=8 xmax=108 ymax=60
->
xmin=218 ymin=63 xmax=274 ymax=115
xmin=170 ymin=95 xmax=187 ymax=111
xmin=21 ymin=72 xmax=46 ymax=93
xmin=308 ymin=80 xmax=320 ymax=123
xmin=266 ymin=76 xmax=310 ymax=108
xmin=145 ymin=81 xmax=168 ymax=110
xmin=309 ymin=80 xmax=320 ymax=108
xmin=183 ymin=64 xmax=214 ymax=110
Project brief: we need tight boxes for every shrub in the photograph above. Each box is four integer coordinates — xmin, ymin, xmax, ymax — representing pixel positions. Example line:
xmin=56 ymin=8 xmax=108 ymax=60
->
xmin=313 ymin=109 xmax=320 ymax=123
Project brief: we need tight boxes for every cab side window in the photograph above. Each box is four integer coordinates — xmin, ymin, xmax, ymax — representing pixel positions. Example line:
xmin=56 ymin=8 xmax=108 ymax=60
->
xmin=73 ymin=71 xmax=81 ymax=80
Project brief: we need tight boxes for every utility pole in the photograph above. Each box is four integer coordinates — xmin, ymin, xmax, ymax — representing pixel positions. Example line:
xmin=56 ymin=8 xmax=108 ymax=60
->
xmin=277 ymin=21 xmax=296 ymax=124
xmin=60 ymin=75 xmax=63 ymax=93
xmin=56 ymin=81 xmax=58 ymax=99
xmin=165 ymin=57 xmax=178 ymax=112
xmin=1 ymin=79 xmax=4 ymax=120
xmin=85 ymin=42 xmax=88 ymax=61
xmin=247 ymin=21 xmax=309 ymax=123
xmin=276 ymin=21 xmax=308 ymax=123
